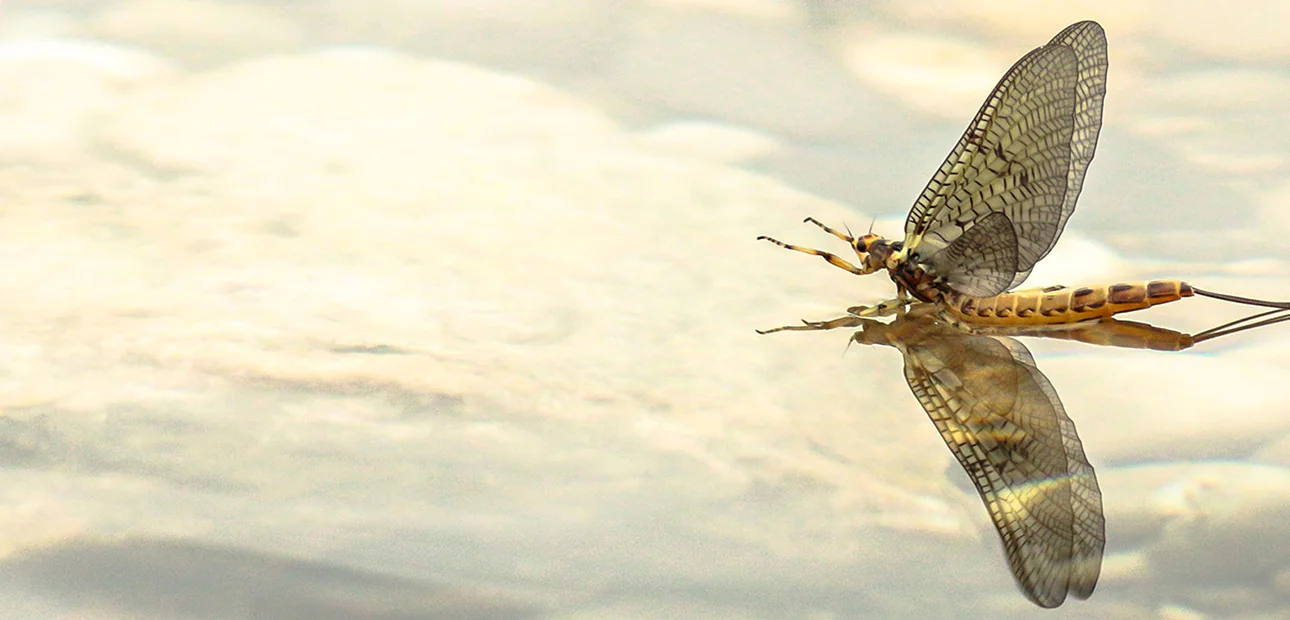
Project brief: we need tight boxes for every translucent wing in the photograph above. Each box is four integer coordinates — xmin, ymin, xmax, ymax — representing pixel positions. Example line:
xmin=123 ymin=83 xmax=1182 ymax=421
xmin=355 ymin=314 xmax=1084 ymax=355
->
xmin=899 ymin=328 xmax=1104 ymax=608
xmin=927 ymin=211 xmax=1018 ymax=298
xmin=904 ymin=21 xmax=1108 ymax=296
xmin=1039 ymin=22 xmax=1108 ymax=260
xmin=1005 ymin=21 xmax=1109 ymax=290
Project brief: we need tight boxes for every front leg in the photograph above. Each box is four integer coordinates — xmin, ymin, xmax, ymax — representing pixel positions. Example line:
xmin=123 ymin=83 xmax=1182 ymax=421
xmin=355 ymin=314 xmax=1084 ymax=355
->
xmin=757 ymin=235 xmax=870 ymax=276
xmin=846 ymin=297 xmax=908 ymax=318
xmin=757 ymin=217 xmax=882 ymax=277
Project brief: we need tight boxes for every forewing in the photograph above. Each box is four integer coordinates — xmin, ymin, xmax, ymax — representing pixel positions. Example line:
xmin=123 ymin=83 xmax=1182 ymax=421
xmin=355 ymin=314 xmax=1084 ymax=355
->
xmin=904 ymin=22 xmax=1107 ymax=292
xmin=1001 ymin=22 xmax=1109 ymax=290
xmin=1042 ymin=21 xmax=1108 ymax=262
xmin=900 ymin=331 xmax=1104 ymax=608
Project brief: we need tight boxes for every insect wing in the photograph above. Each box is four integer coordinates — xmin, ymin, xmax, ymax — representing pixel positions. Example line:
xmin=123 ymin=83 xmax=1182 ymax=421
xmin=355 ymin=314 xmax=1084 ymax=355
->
xmin=928 ymin=211 xmax=1018 ymax=298
xmin=1042 ymin=21 xmax=1109 ymax=265
xmin=904 ymin=21 xmax=1108 ymax=296
xmin=900 ymin=331 xmax=1104 ymax=607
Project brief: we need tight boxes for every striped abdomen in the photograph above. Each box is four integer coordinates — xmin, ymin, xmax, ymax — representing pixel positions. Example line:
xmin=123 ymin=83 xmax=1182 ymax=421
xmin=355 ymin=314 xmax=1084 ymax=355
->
xmin=943 ymin=281 xmax=1194 ymax=326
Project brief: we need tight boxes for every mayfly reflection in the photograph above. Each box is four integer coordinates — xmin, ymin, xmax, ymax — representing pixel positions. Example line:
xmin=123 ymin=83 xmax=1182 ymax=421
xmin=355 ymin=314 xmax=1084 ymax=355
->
xmin=828 ymin=306 xmax=1290 ymax=608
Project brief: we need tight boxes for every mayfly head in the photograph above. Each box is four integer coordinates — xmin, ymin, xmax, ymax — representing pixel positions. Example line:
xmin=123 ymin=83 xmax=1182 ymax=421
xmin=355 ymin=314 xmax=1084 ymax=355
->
xmin=855 ymin=233 xmax=893 ymax=272
xmin=854 ymin=233 xmax=882 ymax=254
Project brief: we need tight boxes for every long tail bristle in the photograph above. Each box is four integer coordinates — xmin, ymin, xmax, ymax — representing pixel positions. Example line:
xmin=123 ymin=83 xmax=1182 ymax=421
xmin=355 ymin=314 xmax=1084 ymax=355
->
xmin=1191 ymin=286 xmax=1290 ymax=309
xmin=1193 ymin=308 xmax=1290 ymax=343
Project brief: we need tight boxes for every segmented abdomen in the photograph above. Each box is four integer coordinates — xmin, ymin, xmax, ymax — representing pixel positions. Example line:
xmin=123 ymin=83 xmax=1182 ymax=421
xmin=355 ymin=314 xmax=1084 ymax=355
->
xmin=943 ymin=281 xmax=1194 ymax=326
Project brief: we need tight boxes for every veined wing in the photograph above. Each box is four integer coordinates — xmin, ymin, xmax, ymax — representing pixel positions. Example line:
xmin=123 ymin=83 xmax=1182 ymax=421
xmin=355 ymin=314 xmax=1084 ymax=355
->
xmin=928 ymin=211 xmax=1017 ymax=298
xmin=898 ymin=328 xmax=1104 ymax=608
xmin=904 ymin=21 xmax=1108 ymax=296
xmin=1040 ymin=21 xmax=1108 ymax=267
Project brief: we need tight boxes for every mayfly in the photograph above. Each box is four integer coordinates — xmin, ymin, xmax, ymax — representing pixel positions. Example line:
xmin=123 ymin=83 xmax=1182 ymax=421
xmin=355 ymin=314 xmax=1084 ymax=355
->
xmin=759 ymin=21 xmax=1287 ymax=332
xmin=757 ymin=20 xmax=1289 ymax=608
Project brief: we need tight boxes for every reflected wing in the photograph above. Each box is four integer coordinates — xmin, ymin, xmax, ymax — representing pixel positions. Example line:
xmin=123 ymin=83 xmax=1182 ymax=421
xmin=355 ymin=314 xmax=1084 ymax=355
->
xmin=904 ymin=21 xmax=1108 ymax=295
xmin=899 ymin=330 xmax=1104 ymax=608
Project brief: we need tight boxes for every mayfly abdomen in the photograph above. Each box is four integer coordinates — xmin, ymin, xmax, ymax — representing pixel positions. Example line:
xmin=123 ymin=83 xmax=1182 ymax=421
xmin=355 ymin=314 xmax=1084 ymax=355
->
xmin=946 ymin=280 xmax=1195 ymax=326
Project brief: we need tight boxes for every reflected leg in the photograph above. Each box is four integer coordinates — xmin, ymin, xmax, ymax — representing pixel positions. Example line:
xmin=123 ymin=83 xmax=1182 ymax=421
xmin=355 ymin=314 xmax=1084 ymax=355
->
xmin=757 ymin=298 xmax=907 ymax=334
xmin=756 ymin=314 xmax=869 ymax=334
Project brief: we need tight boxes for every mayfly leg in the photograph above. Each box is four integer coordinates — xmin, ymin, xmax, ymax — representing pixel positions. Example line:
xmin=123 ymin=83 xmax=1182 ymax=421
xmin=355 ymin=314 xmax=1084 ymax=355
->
xmin=755 ymin=298 xmax=909 ymax=335
xmin=755 ymin=314 xmax=869 ymax=334
xmin=847 ymin=298 xmax=906 ymax=318
xmin=803 ymin=217 xmax=855 ymax=244
xmin=756 ymin=235 xmax=867 ymax=276
xmin=757 ymin=216 xmax=873 ymax=276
